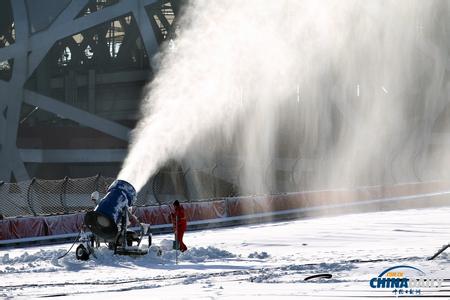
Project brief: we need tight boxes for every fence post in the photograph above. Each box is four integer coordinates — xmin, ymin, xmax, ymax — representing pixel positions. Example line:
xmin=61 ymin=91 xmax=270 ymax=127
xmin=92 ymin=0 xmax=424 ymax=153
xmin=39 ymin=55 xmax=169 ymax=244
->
xmin=95 ymin=173 xmax=101 ymax=193
xmin=27 ymin=178 xmax=37 ymax=216
xmin=152 ymin=171 xmax=162 ymax=205
xmin=232 ymin=163 xmax=244 ymax=197
xmin=224 ymin=197 xmax=229 ymax=218
xmin=211 ymin=164 xmax=218 ymax=198
xmin=60 ymin=176 xmax=69 ymax=213
xmin=291 ymin=158 xmax=299 ymax=191
xmin=143 ymin=180 xmax=152 ymax=206
xmin=264 ymin=159 xmax=274 ymax=194
xmin=182 ymin=167 xmax=191 ymax=202
xmin=0 ymin=181 xmax=3 ymax=216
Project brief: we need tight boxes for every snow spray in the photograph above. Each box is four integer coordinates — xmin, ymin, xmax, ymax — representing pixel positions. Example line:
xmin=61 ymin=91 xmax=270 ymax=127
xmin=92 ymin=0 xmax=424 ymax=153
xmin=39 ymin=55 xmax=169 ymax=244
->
xmin=119 ymin=0 xmax=448 ymax=195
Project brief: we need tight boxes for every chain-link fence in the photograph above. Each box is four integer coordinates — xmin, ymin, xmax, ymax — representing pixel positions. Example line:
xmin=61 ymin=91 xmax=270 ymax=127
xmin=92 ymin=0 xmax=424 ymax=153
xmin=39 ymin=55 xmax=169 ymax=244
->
xmin=0 ymin=159 xmax=316 ymax=218
xmin=0 ymin=170 xmax=240 ymax=218
xmin=0 ymin=175 xmax=115 ymax=218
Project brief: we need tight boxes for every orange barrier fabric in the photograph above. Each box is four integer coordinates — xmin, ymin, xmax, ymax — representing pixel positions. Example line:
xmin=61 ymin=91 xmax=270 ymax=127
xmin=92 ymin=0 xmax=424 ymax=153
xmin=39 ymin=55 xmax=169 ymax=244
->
xmin=0 ymin=213 xmax=85 ymax=240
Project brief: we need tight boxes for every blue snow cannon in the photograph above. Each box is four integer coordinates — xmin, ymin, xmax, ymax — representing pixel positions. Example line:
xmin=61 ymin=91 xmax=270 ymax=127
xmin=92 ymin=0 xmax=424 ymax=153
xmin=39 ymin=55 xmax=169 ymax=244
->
xmin=85 ymin=179 xmax=137 ymax=241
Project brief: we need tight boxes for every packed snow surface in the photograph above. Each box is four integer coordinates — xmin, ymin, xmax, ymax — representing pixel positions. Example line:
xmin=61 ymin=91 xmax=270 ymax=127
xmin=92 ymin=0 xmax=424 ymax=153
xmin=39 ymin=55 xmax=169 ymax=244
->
xmin=1 ymin=207 xmax=450 ymax=299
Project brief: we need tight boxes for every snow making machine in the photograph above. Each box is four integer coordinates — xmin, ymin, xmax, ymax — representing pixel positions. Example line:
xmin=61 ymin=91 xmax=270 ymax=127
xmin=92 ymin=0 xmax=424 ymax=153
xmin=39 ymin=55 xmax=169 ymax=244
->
xmin=75 ymin=179 xmax=151 ymax=260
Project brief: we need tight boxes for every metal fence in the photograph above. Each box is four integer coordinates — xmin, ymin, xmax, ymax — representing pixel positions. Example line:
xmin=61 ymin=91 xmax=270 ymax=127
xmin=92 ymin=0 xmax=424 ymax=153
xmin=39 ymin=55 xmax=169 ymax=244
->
xmin=0 ymin=175 xmax=114 ymax=218
xmin=0 ymin=159 xmax=318 ymax=218
xmin=0 ymin=170 xmax=240 ymax=218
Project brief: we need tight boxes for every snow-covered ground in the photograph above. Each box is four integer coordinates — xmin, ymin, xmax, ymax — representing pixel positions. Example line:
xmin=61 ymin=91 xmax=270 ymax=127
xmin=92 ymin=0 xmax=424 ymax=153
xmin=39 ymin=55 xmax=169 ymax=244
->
xmin=1 ymin=206 xmax=450 ymax=299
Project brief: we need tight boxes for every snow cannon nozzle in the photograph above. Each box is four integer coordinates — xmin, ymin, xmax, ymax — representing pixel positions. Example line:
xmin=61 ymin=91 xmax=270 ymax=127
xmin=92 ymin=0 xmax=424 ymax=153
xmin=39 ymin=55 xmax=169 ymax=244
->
xmin=84 ymin=179 xmax=137 ymax=241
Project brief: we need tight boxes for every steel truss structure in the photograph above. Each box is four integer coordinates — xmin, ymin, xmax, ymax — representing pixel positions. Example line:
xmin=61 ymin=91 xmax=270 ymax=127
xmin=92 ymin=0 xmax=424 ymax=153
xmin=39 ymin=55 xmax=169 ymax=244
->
xmin=0 ymin=0 xmax=180 ymax=181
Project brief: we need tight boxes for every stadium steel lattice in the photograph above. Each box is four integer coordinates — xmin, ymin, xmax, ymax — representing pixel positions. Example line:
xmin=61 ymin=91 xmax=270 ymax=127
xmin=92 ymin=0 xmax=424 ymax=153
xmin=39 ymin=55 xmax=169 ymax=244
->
xmin=0 ymin=0 xmax=180 ymax=182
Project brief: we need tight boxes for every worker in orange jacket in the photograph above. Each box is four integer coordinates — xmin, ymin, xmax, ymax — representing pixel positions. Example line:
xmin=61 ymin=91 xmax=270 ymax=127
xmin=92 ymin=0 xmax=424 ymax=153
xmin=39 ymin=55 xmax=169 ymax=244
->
xmin=170 ymin=200 xmax=188 ymax=252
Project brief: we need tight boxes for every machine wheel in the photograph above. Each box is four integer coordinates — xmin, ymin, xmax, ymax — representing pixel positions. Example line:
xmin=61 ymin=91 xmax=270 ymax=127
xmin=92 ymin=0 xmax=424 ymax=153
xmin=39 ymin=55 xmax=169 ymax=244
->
xmin=127 ymin=237 xmax=133 ymax=247
xmin=75 ymin=244 xmax=90 ymax=261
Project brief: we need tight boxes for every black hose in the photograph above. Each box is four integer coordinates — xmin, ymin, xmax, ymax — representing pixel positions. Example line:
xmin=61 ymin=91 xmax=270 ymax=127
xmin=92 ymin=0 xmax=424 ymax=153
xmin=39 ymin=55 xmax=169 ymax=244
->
xmin=57 ymin=230 xmax=82 ymax=260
